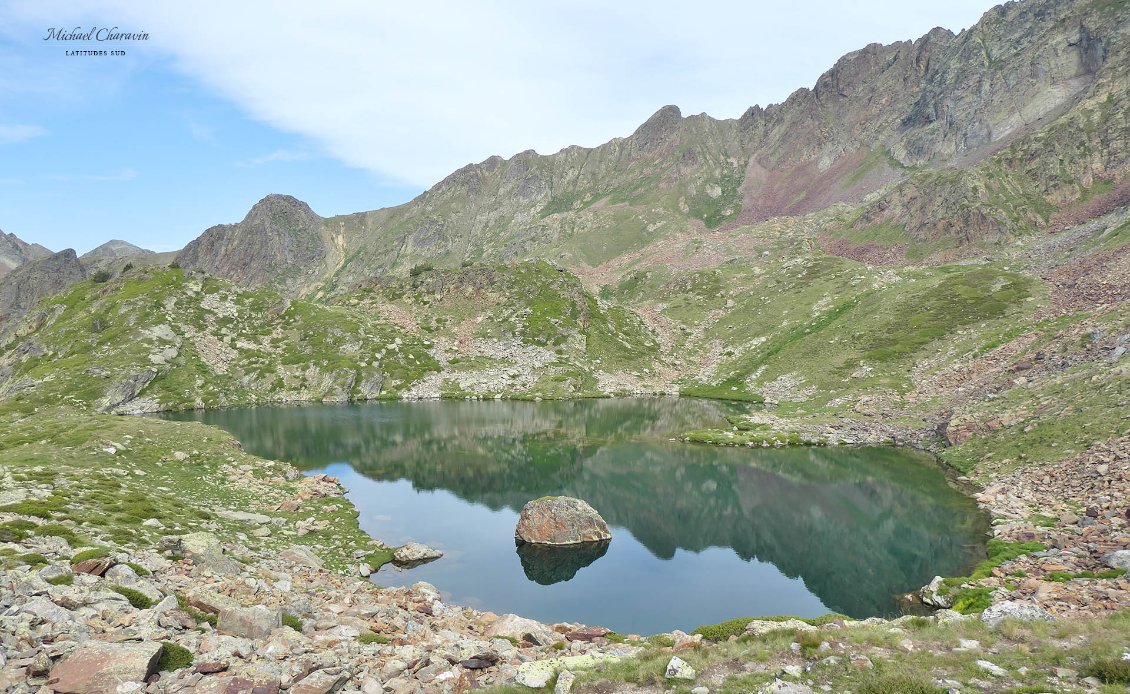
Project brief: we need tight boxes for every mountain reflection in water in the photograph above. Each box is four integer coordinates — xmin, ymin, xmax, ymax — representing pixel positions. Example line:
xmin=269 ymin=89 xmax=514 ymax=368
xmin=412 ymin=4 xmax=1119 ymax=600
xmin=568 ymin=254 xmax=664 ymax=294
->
xmin=163 ymin=398 xmax=986 ymax=633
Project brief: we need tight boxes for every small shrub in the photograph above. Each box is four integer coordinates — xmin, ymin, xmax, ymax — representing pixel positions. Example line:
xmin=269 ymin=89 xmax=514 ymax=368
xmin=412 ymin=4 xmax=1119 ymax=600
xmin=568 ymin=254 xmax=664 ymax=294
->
xmin=1080 ymin=658 xmax=1130 ymax=684
xmin=951 ymin=586 xmax=994 ymax=614
xmin=122 ymin=262 xmax=134 ymax=273
xmin=35 ymin=523 xmax=79 ymax=545
xmin=14 ymin=553 xmax=49 ymax=567
xmin=857 ymin=673 xmax=945 ymax=694
xmin=282 ymin=613 xmax=303 ymax=631
xmin=46 ymin=574 xmax=74 ymax=586
xmin=124 ymin=562 xmax=151 ymax=576
xmin=156 ymin=642 xmax=194 ymax=672
xmin=794 ymin=630 xmax=824 ymax=655
xmin=359 ymin=632 xmax=390 ymax=645
xmin=71 ymin=547 xmax=111 ymax=564
xmin=693 ymin=617 xmax=753 ymax=641
xmin=109 ymin=585 xmax=154 ymax=609
xmin=168 ymin=261 xmax=180 ymax=269
xmin=905 ymin=616 xmax=932 ymax=631
xmin=551 ymin=641 xmax=566 ymax=650
xmin=92 ymin=270 xmax=112 ymax=283
xmin=603 ymin=632 xmax=627 ymax=643
xmin=408 ymin=263 xmax=433 ymax=277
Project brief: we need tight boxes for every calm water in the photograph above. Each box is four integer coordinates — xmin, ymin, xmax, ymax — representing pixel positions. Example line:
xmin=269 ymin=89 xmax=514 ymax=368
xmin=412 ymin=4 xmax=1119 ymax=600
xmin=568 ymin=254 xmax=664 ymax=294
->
xmin=165 ymin=398 xmax=986 ymax=634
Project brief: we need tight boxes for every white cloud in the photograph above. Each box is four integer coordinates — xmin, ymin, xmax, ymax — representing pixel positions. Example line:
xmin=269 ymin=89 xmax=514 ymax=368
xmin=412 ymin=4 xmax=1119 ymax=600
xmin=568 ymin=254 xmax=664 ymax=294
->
xmin=4 ymin=0 xmax=998 ymax=188
xmin=0 ymin=178 xmax=24 ymax=184
xmin=0 ymin=124 xmax=46 ymax=144
xmin=235 ymin=149 xmax=313 ymax=168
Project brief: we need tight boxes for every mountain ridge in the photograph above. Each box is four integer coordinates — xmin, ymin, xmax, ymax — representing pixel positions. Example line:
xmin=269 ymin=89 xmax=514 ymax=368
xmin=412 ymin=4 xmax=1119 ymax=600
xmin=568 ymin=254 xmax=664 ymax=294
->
xmin=155 ymin=0 xmax=1128 ymax=295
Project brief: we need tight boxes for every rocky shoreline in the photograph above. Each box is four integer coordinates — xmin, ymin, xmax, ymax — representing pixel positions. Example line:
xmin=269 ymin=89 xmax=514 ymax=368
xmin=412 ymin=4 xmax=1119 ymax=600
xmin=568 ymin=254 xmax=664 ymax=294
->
xmin=1 ymin=494 xmax=648 ymax=693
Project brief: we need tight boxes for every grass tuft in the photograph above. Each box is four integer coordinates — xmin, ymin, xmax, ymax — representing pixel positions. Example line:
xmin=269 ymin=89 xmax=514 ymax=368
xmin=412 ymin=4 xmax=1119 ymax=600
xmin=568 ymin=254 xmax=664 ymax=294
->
xmin=109 ymin=585 xmax=154 ymax=609
xmin=156 ymin=642 xmax=194 ymax=672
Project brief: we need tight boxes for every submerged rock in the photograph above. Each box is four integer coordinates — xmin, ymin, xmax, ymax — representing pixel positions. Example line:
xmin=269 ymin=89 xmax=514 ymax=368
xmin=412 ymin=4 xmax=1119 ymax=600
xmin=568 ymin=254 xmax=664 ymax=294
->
xmin=514 ymin=496 xmax=611 ymax=546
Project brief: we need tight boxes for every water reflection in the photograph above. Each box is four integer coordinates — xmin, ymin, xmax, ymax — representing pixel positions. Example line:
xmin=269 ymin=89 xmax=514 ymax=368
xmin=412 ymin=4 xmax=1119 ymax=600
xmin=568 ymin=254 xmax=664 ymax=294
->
xmin=163 ymin=398 xmax=986 ymax=631
xmin=516 ymin=541 xmax=611 ymax=585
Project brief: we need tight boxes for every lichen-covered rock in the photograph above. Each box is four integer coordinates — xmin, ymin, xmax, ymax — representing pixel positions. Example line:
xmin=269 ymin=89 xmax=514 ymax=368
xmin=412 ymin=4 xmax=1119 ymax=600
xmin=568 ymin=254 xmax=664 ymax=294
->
xmin=919 ymin=575 xmax=952 ymax=608
xmin=180 ymin=532 xmax=240 ymax=574
xmin=1103 ymin=550 xmax=1130 ymax=570
xmin=665 ymin=656 xmax=696 ymax=680
xmin=514 ymin=497 xmax=611 ymax=546
xmin=981 ymin=600 xmax=1056 ymax=628
xmin=217 ymin=605 xmax=283 ymax=639
xmin=485 ymin=614 xmax=558 ymax=647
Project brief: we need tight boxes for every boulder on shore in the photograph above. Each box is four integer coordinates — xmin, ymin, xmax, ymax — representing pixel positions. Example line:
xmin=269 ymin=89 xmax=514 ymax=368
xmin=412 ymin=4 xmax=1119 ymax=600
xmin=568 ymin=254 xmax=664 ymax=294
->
xmin=514 ymin=496 xmax=611 ymax=546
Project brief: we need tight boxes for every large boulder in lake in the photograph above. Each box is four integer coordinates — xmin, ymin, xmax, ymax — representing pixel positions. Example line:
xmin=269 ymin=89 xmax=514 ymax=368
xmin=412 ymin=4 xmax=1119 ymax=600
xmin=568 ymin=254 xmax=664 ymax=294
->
xmin=514 ymin=496 xmax=611 ymax=546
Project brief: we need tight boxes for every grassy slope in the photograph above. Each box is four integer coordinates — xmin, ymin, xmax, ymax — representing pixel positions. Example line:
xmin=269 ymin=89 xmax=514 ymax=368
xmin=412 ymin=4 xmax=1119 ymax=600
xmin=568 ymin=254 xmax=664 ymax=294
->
xmin=0 ymin=407 xmax=386 ymax=571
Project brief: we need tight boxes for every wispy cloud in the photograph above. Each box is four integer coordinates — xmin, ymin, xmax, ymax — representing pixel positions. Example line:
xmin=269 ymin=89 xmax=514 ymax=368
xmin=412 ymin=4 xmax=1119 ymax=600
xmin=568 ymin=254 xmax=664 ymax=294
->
xmin=0 ymin=124 xmax=46 ymax=145
xmin=6 ymin=0 xmax=998 ymax=188
xmin=47 ymin=168 xmax=138 ymax=182
xmin=187 ymin=120 xmax=215 ymax=142
xmin=0 ymin=178 xmax=24 ymax=185
xmin=235 ymin=148 xmax=312 ymax=168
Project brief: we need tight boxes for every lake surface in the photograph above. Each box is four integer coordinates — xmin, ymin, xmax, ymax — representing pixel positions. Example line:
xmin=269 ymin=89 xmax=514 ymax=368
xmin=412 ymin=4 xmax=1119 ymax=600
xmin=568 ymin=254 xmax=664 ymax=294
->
xmin=165 ymin=398 xmax=986 ymax=634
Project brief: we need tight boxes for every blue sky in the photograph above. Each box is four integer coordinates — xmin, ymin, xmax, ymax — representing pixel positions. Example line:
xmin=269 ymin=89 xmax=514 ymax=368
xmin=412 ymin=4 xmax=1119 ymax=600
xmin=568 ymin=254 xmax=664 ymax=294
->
xmin=0 ymin=0 xmax=998 ymax=254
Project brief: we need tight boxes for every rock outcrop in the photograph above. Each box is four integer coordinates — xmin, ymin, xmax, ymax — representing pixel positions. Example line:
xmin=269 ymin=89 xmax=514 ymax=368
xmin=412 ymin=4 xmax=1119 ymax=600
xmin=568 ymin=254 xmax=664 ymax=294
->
xmin=0 ymin=230 xmax=51 ymax=278
xmin=175 ymin=194 xmax=330 ymax=293
xmin=514 ymin=496 xmax=612 ymax=546
xmin=0 ymin=249 xmax=85 ymax=328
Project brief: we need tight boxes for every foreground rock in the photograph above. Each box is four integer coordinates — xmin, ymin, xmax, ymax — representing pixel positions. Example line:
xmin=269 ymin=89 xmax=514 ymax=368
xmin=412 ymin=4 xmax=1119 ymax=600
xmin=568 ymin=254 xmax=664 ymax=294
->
xmin=46 ymin=641 xmax=163 ymax=693
xmin=0 ymin=530 xmax=641 ymax=692
xmin=515 ymin=496 xmax=612 ymax=545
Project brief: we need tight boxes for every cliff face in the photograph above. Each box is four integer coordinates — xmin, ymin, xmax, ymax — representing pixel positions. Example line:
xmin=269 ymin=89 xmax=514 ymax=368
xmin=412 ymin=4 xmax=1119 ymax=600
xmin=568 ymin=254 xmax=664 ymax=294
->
xmin=0 ymin=249 xmax=86 ymax=326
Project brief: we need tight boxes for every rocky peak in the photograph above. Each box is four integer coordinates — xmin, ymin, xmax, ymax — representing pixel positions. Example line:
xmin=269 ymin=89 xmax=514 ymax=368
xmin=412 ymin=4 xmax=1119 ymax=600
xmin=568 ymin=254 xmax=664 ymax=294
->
xmin=175 ymin=195 xmax=329 ymax=291
xmin=0 ymin=248 xmax=86 ymax=328
xmin=242 ymin=194 xmax=320 ymax=229
xmin=80 ymin=239 xmax=155 ymax=259
xmin=629 ymin=105 xmax=683 ymax=154
xmin=0 ymin=231 xmax=52 ymax=277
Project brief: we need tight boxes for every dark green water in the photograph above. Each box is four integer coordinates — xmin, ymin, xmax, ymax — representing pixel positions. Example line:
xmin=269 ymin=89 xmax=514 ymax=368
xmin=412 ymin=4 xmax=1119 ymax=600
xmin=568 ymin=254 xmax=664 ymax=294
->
xmin=164 ymin=398 xmax=986 ymax=634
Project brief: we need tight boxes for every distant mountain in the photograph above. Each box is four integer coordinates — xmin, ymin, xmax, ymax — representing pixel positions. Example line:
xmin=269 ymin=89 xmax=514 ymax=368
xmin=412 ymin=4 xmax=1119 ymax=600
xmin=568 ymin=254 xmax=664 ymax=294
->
xmin=174 ymin=0 xmax=1128 ymax=294
xmin=80 ymin=240 xmax=155 ymax=259
xmin=0 ymin=231 xmax=52 ymax=278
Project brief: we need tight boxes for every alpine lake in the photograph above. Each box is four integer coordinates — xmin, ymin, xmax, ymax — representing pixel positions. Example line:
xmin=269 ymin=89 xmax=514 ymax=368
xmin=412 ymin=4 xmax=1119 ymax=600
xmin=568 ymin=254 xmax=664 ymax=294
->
xmin=164 ymin=398 xmax=987 ymax=635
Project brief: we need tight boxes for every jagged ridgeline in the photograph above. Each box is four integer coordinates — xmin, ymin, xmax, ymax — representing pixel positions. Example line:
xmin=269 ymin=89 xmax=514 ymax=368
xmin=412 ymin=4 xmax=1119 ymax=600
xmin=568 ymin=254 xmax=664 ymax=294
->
xmin=165 ymin=0 xmax=1129 ymax=292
